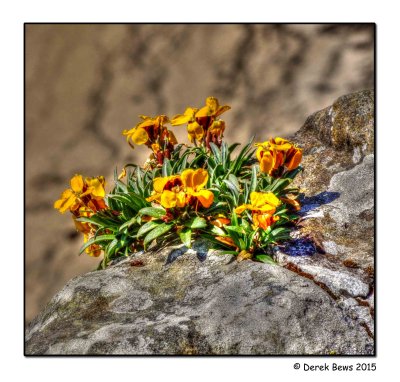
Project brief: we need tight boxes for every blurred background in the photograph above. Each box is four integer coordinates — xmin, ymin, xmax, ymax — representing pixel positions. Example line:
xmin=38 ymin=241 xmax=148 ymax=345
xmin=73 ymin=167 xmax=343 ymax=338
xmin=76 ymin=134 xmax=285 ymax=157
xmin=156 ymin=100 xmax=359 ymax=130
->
xmin=25 ymin=24 xmax=374 ymax=324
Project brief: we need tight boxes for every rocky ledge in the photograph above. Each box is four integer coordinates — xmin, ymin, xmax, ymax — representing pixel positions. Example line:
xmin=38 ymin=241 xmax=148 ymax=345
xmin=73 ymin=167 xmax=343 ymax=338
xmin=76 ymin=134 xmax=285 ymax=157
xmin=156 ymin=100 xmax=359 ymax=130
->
xmin=25 ymin=90 xmax=374 ymax=355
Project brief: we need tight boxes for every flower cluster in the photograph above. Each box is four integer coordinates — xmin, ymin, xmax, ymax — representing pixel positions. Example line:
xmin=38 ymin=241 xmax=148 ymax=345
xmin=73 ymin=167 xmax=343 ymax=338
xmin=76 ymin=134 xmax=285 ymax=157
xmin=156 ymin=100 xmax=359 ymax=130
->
xmin=147 ymin=169 xmax=214 ymax=210
xmin=256 ymin=137 xmax=302 ymax=176
xmin=123 ymin=115 xmax=178 ymax=165
xmin=171 ymin=97 xmax=230 ymax=148
xmin=55 ymin=96 xmax=303 ymax=269
xmin=54 ymin=175 xmax=107 ymax=256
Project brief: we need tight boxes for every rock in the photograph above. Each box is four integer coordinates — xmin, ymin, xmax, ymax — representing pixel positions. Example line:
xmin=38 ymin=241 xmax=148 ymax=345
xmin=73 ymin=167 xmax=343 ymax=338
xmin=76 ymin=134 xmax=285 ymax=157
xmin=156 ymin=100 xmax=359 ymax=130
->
xmin=273 ymin=89 xmax=375 ymax=340
xmin=25 ymin=90 xmax=375 ymax=355
xmin=25 ymin=243 xmax=373 ymax=355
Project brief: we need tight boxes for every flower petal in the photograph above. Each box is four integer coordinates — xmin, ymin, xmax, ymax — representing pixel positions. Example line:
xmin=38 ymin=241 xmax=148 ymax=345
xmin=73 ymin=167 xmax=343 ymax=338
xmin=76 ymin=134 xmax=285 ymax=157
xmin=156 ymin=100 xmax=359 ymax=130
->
xmin=54 ymin=189 xmax=77 ymax=213
xmin=153 ymin=177 xmax=169 ymax=193
xmin=193 ymin=189 xmax=214 ymax=208
xmin=234 ymin=204 xmax=252 ymax=214
xmin=70 ymin=175 xmax=84 ymax=193
xmin=215 ymin=105 xmax=231 ymax=117
xmin=181 ymin=168 xmax=208 ymax=191
xmin=172 ymin=112 xmax=190 ymax=124
xmin=259 ymin=151 xmax=274 ymax=174
xmin=161 ymin=190 xmax=178 ymax=208
xmin=131 ymin=126 xmax=149 ymax=145
xmin=146 ymin=193 xmax=162 ymax=203
xmin=176 ymin=191 xmax=187 ymax=208
xmin=168 ymin=130 xmax=178 ymax=145
xmin=209 ymin=120 xmax=225 ymax=135
xmin=187 ymin=121 xmax=204 ymax=141
xmin=250 ymin=191 xmax=281 ymax=208
xmin=206 ymin=96 xmax=219 ymax=113
xmin=286 ymin=148 xmax=302 ymax=170
xmin=192 ymin=169 xmax=209 ymax=190
xmin=195 ymin=105 xmax=211 ymax=118
xmin=85 ymin=177 xmax=106 ymax=198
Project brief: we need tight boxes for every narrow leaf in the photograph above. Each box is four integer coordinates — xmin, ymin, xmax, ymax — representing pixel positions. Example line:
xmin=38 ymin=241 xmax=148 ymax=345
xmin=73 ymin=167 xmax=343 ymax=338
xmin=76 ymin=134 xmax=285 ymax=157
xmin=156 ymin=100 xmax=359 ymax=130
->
xmin=184 ymin=216 xmax=207 ymax=229
xmin=139 ymin=207 xmax=166 ymax=219
xmin=137 ymin=220 xmax=161 ymax=238
xmin=179 ymin=227 xmax=192 ymax=248
xmin=144 ymin=223 xmax=173 ymax=249
xmin=79 ymin=234 xmax=115 ymax=255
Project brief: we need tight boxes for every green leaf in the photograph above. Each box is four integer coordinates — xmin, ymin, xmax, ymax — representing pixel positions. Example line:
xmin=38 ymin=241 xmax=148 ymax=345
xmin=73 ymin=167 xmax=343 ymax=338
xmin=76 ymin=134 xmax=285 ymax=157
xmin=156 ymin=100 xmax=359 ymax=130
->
xmin=79 ymin=234 xmax=115 ymax=255
xmin=271 ymin=227 xmax=289 ymax=237
xmin=119 ymin=217 xmax=138 ymax=231
xmin=225 ymin=225 xmax=246 ymax=235
xmin=269 ymin=178 xmax=292 ymax=193
xmin=105 ymin=238 xmax=120 ymax=256
xmin=139 ymin=207 xmax=166 ymax=219
xmin=255 ymin=254 xmax=275 ymax=265
xmin=231 ymin=210 xmax=238 ymax=226
xmin=223 ymin=179 xmax=240 ymax=199
xmin=137 ymin=220 xmax=162 ymax=238
xmin=162 ymin=158 xmax=172 ymax=177
xmin=114 ymin=180 xmax=128 ymax=193
xmin=179 ymin=227 xmax=192 ymax=248
xmin=209 ymin=142 xmax=222 ymax=163
xmin=108 ymin=193 xmax=140 ymax=211
xmin=228 ymin=142 xmax=241 ymax=155
xmin=144 ymin=223 xmax=173 ymax=249
xmin=228 ymin=174 xmax=240 ymax=190
xmin=184 ymin=216 xmax=207 ymax=229
xmin=210 ymin=225 xmax=226 ymax=236
xmin=250 ymin=165 xmax=258 ymax=193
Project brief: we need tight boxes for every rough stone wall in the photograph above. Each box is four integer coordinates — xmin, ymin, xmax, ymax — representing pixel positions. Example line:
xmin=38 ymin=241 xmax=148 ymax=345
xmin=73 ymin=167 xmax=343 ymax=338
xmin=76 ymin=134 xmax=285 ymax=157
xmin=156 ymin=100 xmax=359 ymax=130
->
xmin=25 ymin=23 xmax=374 ymax=323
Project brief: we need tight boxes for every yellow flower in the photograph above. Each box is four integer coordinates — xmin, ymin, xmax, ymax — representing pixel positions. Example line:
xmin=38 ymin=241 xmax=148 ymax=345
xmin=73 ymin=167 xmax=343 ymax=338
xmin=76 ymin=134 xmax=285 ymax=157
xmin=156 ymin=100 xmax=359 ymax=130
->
xmin=171 ymin=98 xmax=230 ymax=145
xmin=171 ymin=107 xmax=198 ymax=126
xmin=195 ymin=97 xmax=230 ymax=122
xmin=235 ymin=191 xmax=281 ymax=215
xmin=235 ymin=191 xmax=281 ymax=230
xmin=122 ymin=115 xmax=169 ymax=147
xmin=54 ymin=175 xmax=106 ymax=214
xmin=181 ymin=168 xmax=214 ymax=208
xmin=146 ymin=169 xmax=214 ymax=209
xmin=171 ymin=107 xmax=204 ymax=143
xmin=255 ymin=137 xmax=302 ymax=175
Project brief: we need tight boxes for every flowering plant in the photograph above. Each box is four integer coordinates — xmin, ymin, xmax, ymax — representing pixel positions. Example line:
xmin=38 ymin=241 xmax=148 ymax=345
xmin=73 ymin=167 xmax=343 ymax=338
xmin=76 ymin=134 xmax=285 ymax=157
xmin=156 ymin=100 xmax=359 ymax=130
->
xmin=55 ymin=97 xmax=303 ymax=269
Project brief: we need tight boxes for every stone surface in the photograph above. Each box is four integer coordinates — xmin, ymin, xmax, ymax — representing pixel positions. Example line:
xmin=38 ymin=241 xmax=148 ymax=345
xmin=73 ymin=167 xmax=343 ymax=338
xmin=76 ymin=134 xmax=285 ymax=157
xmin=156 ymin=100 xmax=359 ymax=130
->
xmin=25 ymin=24 xmax=374 ymax=322
xmin=272 ymin=89 xmax=375 ymax=340
xmin=25 ymin=243 xmax=373 ymax=355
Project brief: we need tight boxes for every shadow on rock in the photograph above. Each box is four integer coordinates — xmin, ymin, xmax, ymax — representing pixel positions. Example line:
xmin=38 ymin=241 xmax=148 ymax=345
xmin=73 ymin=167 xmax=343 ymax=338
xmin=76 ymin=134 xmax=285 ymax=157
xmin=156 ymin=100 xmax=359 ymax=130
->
xmin=299 ymin=191 xmax=340 ymax=215
xmin=280 ymin=238 xmax=317 ymax=257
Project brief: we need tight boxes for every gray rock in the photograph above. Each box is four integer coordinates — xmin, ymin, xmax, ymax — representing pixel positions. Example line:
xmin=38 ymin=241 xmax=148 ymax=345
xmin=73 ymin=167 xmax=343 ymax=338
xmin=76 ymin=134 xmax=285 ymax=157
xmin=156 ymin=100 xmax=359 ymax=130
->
xmin=25 ymin=245 xmax=373 ymax=355
xmin=272 ymin=90 xmax=375 ymax=339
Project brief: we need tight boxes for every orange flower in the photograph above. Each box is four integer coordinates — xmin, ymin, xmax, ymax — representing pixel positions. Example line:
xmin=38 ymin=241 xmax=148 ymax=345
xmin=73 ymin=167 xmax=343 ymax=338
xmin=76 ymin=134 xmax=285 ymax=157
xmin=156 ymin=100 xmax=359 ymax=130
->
xmin=146 ymin=169 xmax=214 ymax=209
xmin=171 ymin=97 xmax=230 ymax=147
xmin=123 ymin=115 xmax=170 ymax=147
xmin=235 ymin=191 xmax=281 ymax=230
xmin=54 ymin=175 xmax=106 ymax=214
xmin=255 ymin=137 xmax=302 ymax=175
xmin=123 ymin=115 xmax=177 ymax=165
xmin=55 ymin=175 xmax=107 ymax=258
